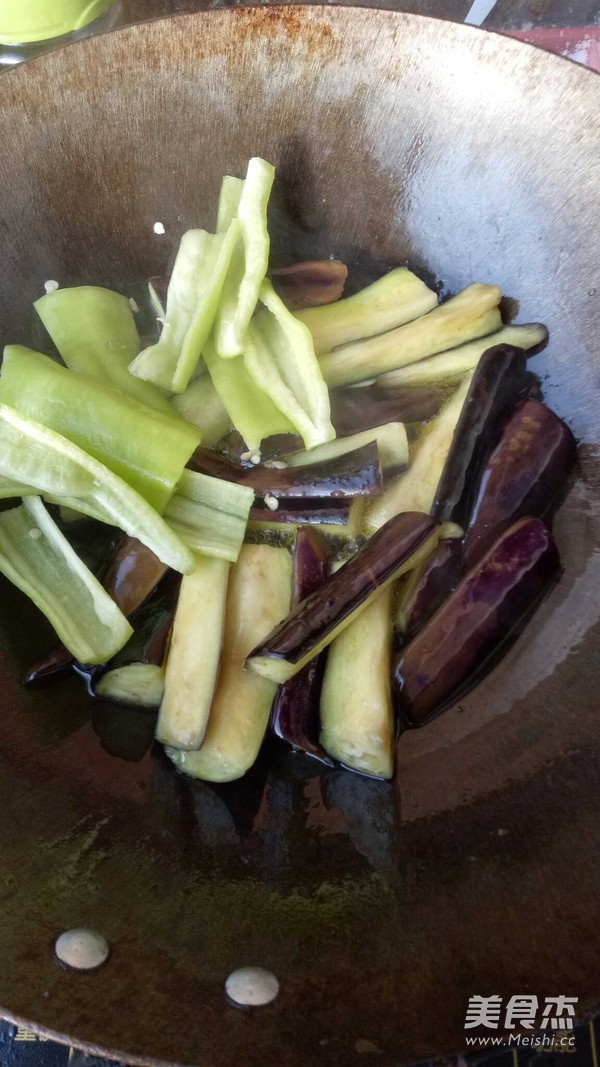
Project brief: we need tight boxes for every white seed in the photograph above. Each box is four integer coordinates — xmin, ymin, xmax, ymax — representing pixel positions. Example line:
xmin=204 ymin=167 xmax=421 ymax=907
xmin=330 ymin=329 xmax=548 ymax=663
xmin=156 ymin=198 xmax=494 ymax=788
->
xmin=28 ymin=528 xmax=43 ymax=541
xmin=129 ymin=297 xmax=140 ymax=313
xmin=263 ymin=493 xmax=279 ymax=511
xmin=240 ymin=451 xmax=252 ymax=462
xmin=153 ymin=221 xmax=166 ymax=235
xmin=250 ymin=452 xmax=261 ymax=465
xmin=44 ymin=279 xmax=59 ymax=294
xmin=54 ymin=928 xmax=109 ymax=971
xmin=263 ymin=460 xmax=288 ymax=470
xmin=225 ymin=966 xmax=279 ymax=1007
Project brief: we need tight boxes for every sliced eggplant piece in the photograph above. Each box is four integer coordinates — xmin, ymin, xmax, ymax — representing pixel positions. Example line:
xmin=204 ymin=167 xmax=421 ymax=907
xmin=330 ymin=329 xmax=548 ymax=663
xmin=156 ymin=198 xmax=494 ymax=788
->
xmin=329 ymin=385 xmax=443 ymax=437
xmin=94 ymin=578 xmax=179 ymax=708
xmin=155 ymin=556 xmax=230 ymax=749
xmin=319 ymin=284 xmax=502 ymax=388
xmin=166 ymin=544 xmax=292 ymax=781
xmin=241 ymin=442 xmax=382 ymax=499
xmin=320 ymin=585 xmax=394 ymax=779
xmin=248 ymin=498 xmax=365 ymax=538
xmin=393 ymin=517 xmax=561 ymax=726
xmin=246 ymin=511 xmax=440 ymax=684
xmin=270 ymin=260 xmax=348 ymax=310
xmin=187 ymin=447 xmax=245 ymax=483
xmin=285 ymin=423 xmax=408 ymax=474
xmin=95 ymin=665 xmax=165 ymax=709
xmin=431 ymin=344 xmax=529 ymax=527
xmin=464 ymin=399 xmax=577 ymax=568
xmin=271 ymin=528 xmax=332 ymax=762
xmin=395 ymin=539 xmax=462 ymax=638
xmin=366 ymin=374 xmax=472 ymax=531
xmin=376 ymin=323 xmax=548 ymax=389
xmin=103 ymin=536 xmax=168 ymax=616
xmin=23 ymin=643 xmax=75 ymax=687
xmin=295 ymin=267 xmax=438 ymax=355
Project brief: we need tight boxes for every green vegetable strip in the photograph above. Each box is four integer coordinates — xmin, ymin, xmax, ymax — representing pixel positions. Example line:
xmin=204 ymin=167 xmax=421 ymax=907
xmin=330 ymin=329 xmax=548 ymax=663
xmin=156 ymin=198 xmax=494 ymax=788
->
xmin=34 ymin=286 xmax=174 ymax=416
xmin=217 ymin=175 xmax=243 ymax=233
xmin=295 ymin=267 xmax=439 ymax=355
xmin=243 ymin=280 xmax=335 ymax=450
xmin=164 ymin=469 xmax=254 ymax=562
xmin=0 ymin=478 xmax=37 ymax=499
xmin=0 ymin=402 xmax=94 ymax=497
xmin=129 ymin=222 xmax=239 ymax=394
xmin=171 ymin=373 xmax=232 ymax=444
xmin=319 ymin=284 xmax=502 ymax=388
xmin=214 ymin=158 xmax=275 ymax=358
xmin=203 ymin=337 xmax=294 ymax=453
xmin=0 ymin=346 xmax=200 ymax=513
xmin=0 ymin=404 xmax=193 ymax=573
xmin=0 ymin=497 xmax=132 ymax=664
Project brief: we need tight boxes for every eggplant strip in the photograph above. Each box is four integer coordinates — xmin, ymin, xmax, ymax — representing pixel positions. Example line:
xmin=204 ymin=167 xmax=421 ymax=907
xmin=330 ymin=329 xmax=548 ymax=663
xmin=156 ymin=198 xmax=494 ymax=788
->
xmin=246 ymin=512 xmax=440 ymax=684
xmin=271 ymin=528 xmax=332 ymax=762
xmin=393 ymin=517 xmax=561 ymax=726
xmin=271 ymin=260 xmax=348 ymax=310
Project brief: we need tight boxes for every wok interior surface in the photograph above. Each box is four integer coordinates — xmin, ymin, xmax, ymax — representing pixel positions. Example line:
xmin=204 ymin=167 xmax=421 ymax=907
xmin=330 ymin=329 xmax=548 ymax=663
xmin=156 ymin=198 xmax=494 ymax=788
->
xmin=0 ymin=8 xmax=599 ymax=1065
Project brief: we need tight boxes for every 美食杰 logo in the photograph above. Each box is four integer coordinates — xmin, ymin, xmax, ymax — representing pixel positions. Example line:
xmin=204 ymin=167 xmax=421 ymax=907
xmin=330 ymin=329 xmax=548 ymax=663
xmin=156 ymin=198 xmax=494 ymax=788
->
xmin=463 ymin=995 xmax=578 ymax=1050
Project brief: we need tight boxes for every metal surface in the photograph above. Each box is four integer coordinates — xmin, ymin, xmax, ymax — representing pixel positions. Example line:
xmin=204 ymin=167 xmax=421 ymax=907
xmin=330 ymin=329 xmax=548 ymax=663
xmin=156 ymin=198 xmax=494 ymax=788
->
xmin=0 ymin=8 xmax=599 ymax=1065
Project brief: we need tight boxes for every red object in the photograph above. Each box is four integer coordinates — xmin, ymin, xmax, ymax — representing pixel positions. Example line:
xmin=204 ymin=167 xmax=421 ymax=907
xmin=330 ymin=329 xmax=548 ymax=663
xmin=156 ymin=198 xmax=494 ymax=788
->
xmin=506 ymin=26 xmax=600 ymax=73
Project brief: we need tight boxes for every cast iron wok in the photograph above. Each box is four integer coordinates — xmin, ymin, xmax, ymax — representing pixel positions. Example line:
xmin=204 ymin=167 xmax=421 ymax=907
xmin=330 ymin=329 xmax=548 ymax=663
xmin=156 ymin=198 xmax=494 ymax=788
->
xmin=0 ymin=8 xmax=598 ymax=1065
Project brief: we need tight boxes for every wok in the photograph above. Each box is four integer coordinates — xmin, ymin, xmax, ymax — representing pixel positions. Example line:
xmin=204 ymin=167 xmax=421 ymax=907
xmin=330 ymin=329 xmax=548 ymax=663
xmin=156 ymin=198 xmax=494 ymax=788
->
xmin=0 ymin=7 xmax=598 ymax=1065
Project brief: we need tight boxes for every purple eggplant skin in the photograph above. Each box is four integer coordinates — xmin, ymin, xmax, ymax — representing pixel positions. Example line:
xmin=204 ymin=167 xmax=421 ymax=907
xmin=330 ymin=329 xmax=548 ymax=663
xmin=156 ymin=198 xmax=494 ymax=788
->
xmin=23 ymin=643 xmax=74 ymax=688
xmin=292 ymin=527 xmax=330 ymax=602
xmin=398 ymin=539 xmax=463 ymax=642
xmin=270 ymin=260 xmax=348 ymax=310
xmin=249 ymin=499 xmax=355 ymax=527
xmin=271 ymin=529 xmax=333 ymax=762
xmin=244 ymin=442 xmax=382 ymax=500
xmin=432 ymin=344 xmax=530 ymax=527
xmin=187 ymin=447 xmax=244 ymax=482
xmin=191 ymin=442 xmax=383 ymax=500
xmin=248 ymin=512 xmax=439 ymax=673
xmin=393 ymin=516 xmax=561 ymax=727
xmin=463 ymin=399 xmax=577 ymax=569
xmin=90 ymin=574 xmax=180 ymax=689
xmin=330 ymin=384 xmax=443 ymax=437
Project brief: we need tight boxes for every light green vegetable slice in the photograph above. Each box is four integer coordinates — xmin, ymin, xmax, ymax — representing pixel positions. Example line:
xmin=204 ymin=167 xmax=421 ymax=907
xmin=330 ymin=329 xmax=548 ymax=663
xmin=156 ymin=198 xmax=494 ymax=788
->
xmin=376 ymin=322 xmax=548 ymax=388
xmin=171 ymin=372 xmax=232 ymax=444
xmin=319 ymin=283 xmax=502 ymax=388
xmin=243 ymin=279 xmax=335 ymax=450
xmin=217 ymin=175 xmax=244 ymax=233
xmin=34 ymin=286 xmax=174 ymax=415
xmin=286 ymin=422 xmax=408 ymax=472
xmin=0 ymin=403 xmax=193 ymax=572
xmin=0 ymin=496 xmax=132 ymax=664
xmin=295 ymin=267 xmax=439 ymax=355
xmin=204 ymin=337 xmax=294 ymax=453
xmin=0 ymin=478 xmax=37 ymax=499
xmin=214 ymin=158 xmax=275 ymax=358
xmin=0 ymin=402 xmax=94 ymax=497
xmin=129 ymin=221 xmax=239 ymax=393
xmin=0 ymin=346 xmax=200 ymax=512
xmin=164 ymin=469 xmax=254 ymax=562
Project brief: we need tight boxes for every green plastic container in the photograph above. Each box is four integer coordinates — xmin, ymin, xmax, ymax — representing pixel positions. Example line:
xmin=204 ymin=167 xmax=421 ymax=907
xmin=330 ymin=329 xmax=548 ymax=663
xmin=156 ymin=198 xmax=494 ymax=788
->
xmin=0 ymin=0 xmax=113 ymax=45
